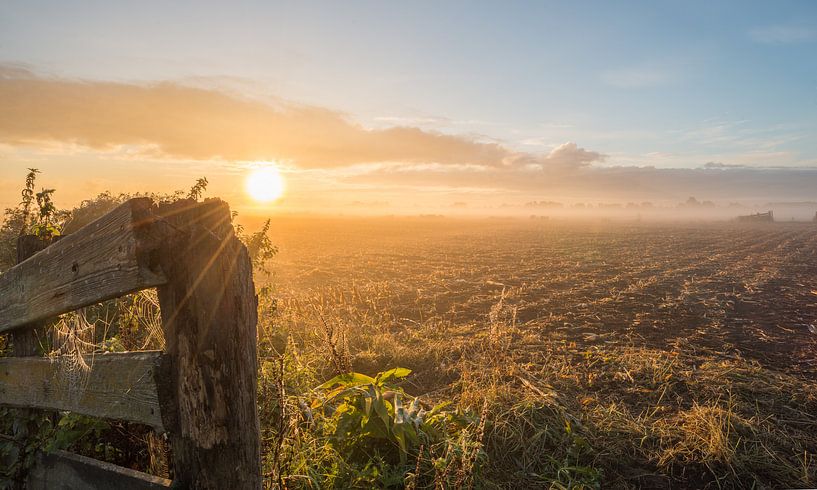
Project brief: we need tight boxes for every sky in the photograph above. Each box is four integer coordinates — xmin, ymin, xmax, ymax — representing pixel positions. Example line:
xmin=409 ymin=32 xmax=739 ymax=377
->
xmin=1 ymin=1 xmax=816 ymax=215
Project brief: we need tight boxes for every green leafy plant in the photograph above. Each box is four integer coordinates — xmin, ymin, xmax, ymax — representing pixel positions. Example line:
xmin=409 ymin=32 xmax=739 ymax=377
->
xmin=45 ymin=414 xmax=112 ymax=456
xmin=0 ymin=408 xmax=53 ymax=485
xmin=0 ymin=410 xmax=113 ymax=488
xmin=238 ymin=218 xmax=278 ymax=275
xmin=18 ymin=168 xmax=39 ymax=236
xmin=187 ymin=177 xmax=208 ymax=201
xmin=311 ymin=368 xmax=461 ymax=467
xmin=31 ymin=188 xmax=61 ymax=239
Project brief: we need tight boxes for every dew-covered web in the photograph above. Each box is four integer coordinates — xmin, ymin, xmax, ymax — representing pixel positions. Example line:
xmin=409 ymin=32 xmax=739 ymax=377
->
xmin=47 ymin=289 xmax=164 ymax=400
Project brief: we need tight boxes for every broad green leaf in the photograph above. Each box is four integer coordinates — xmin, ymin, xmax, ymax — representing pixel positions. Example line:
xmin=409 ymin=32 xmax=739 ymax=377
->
xmin=374 ymin=394 xmax=392 ymax=430
xmin=427 ymin=401 xmax=452 ymax=417
xmin=392 ymin=421 xmax=409 ymax=465
xmin=375 ymin=367 xmax=412 ymax=386
xmin=363 ymin=385 xmax=375 ymax=420
xmin=375 ymin=368 xmax=411 ymax=386
xmin=318 ymin=372 xmax=376 ymax=390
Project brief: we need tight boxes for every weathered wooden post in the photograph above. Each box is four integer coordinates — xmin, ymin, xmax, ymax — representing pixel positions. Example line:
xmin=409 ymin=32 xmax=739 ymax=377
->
xmin=7 ymin=235 xmax=52 ymax=486
xmin=10 ymin=235 xmax=52 ymax=356
xmin=154 ymin=199 xmax=262 ymax=489
xmin=0 ymin=197 xmax=262 ymax=488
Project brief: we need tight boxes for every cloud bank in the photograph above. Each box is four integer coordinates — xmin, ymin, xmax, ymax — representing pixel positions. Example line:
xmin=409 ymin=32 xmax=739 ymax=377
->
xmin=0 ymin=65 xmax=583 ymax=170
xmin=2 ymin=64 xmax=816 ymax=204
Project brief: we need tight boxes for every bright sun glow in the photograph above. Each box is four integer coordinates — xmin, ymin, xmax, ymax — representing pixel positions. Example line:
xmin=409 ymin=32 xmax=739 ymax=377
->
xmin=246 ymin=165 xmax=285 ymax=203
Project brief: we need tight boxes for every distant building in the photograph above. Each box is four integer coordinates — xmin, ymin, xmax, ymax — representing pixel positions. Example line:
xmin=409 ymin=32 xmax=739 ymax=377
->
xmin=737 ymin=211 xmax=774 ymax=222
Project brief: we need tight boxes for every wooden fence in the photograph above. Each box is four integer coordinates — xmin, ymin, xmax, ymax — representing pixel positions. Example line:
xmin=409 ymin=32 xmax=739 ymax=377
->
xmin=0 ymin=197 xmax=262 ymax=488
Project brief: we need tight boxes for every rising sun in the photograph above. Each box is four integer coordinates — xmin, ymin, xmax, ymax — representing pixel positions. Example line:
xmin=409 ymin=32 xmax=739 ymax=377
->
xmin=246 ymin=165 xmax=285 ymax=203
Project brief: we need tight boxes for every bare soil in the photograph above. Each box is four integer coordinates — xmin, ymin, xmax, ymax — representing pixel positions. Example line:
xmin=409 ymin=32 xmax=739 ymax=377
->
xmin=270 ymin=217 xmax=817 ymax=378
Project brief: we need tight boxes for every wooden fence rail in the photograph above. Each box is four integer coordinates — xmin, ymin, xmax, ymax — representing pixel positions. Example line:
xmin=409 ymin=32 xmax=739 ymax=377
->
xmin=0 ymin=198 xmax=167 ymax=333
xmin=0 ymin=197 xmax=262 ymax=489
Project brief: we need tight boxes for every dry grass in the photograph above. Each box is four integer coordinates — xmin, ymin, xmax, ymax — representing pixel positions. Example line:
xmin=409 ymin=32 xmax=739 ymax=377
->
xmin=257 ymin=218 xmax=817 ymax=489
xmin=262 ymin=306 xmax=817 ymax=487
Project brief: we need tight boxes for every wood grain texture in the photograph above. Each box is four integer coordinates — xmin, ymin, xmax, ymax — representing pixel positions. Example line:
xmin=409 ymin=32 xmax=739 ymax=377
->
xmin=0 ymin=198 xmax=167 ymax=334
xmin=10 ymin=235 xmax=53 ymax=357
xmin=0 ymin=351 xmax=165 ymax=430
xmin=156 ymin=199 xmax=262 ymax=489
xmin=5 ymin=234 xmax=54 ymax=485
xmin=27 ymin=450 xmax=171 ymax=489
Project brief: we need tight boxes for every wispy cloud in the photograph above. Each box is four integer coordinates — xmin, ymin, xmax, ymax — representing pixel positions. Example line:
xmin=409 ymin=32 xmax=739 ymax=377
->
xmin=749 ymin=24 xmax=816 ymax=44
xmin=348 ymin=161 xmax=817 ymax=202
xmin=371 ymin=115 xmax=498 ymax=129
xmin=702 ymin=161 xmax=746 ymax=169
xmin=669 ymin=119 xmax=804 ymax=154
xmin=373 ymin=115 xmax=453 ymax=126
xmin=600 ymin=66 xmax=671 ymax=88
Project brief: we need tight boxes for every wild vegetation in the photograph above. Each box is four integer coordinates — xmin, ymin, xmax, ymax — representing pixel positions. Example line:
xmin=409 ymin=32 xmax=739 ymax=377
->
xmin=260 ymin=217 xmax=817 ymax=488
xmin=1 ymin=171 xmax=817 ymax=488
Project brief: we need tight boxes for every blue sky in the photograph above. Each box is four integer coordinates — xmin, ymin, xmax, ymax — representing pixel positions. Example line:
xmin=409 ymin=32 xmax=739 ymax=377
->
xmin=0 ymin=1 xmax=816 ymax=211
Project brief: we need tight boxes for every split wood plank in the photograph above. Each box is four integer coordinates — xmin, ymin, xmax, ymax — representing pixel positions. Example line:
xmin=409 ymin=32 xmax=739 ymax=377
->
xmin=27 ymin=449 xmax=171 ymax=489
xmin=0 ymin=351 xmax=165 ymax=430
xmin=0 ymin=198 xmax=167 ymax=334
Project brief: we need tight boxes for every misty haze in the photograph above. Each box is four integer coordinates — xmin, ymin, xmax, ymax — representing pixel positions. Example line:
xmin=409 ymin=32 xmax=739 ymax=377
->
xmin=1 ymin=2 xmax=816 ymax=489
